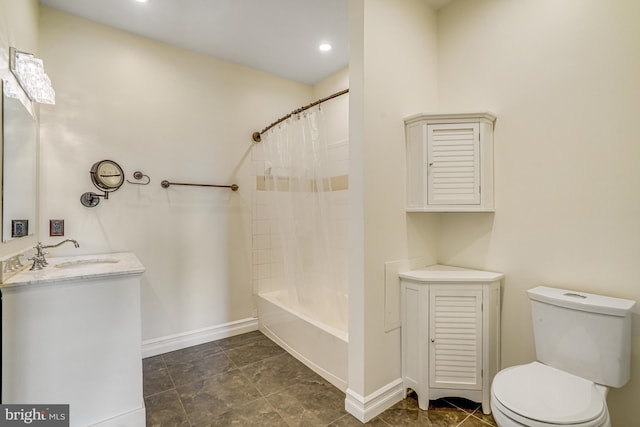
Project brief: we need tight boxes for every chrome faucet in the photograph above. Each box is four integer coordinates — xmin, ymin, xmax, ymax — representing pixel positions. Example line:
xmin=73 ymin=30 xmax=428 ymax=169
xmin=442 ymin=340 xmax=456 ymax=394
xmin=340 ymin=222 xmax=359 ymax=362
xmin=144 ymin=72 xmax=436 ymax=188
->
xmin=30 ymin=239 xmax=80 ymax=270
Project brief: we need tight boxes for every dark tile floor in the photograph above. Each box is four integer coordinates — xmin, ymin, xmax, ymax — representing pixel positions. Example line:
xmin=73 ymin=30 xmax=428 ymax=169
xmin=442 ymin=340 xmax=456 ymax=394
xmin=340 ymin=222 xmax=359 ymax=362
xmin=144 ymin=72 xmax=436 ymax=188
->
xmin=144 ymin=331 xmax=497 ymax=426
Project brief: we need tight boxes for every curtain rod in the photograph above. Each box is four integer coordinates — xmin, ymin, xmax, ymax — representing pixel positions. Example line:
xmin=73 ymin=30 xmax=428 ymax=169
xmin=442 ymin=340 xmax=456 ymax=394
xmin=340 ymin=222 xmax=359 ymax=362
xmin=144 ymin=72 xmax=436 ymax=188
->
xmin=252 ymin=88 xmax=349 ymax=143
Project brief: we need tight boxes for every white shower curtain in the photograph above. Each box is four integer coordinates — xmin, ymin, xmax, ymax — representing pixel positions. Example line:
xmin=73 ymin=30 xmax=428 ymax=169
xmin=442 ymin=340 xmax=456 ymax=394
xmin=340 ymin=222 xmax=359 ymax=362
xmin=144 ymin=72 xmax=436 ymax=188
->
xmin=260 ymin=106 xmax=347 ymax=327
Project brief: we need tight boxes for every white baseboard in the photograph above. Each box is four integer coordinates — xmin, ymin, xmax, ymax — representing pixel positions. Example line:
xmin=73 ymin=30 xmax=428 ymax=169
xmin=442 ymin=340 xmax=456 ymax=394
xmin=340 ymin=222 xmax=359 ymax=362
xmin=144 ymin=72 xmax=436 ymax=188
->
xmin=141 ymin=317 xmax=258 ymax=358
xmin=345 ymin=378 xmax=404 ymax=423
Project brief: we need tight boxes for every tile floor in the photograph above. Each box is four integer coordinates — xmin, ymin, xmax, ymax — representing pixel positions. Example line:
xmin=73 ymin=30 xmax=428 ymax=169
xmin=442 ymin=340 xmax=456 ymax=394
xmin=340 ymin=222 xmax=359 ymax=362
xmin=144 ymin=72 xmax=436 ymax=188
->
xmin=144 ymin=331 xmax=497 ymax=426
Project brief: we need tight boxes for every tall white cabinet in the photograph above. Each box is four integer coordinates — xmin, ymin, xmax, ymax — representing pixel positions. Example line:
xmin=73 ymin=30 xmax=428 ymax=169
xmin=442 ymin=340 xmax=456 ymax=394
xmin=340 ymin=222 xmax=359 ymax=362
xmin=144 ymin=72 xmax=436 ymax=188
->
xmin=400 ymin=265 xmax=504 ymax=414
xmin=404 ymin=112 xmax=496 ymax=212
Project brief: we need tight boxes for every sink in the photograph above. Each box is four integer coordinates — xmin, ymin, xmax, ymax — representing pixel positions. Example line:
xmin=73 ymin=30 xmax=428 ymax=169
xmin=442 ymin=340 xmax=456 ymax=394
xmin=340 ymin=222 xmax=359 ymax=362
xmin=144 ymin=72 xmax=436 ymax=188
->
xmin=4 ymin=252 xmax=144 ymax=288
xmin=55 ymin=258 xmax=120 ymax=269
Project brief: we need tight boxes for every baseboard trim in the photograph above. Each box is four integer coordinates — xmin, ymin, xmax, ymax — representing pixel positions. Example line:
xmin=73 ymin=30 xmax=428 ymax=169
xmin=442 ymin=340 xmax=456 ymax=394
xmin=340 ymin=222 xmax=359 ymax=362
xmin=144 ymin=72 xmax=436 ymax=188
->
xmin=345 ymin=378 xmax=404 ymax=423
xmin=141 ymin=317 xmax=258 ymax=358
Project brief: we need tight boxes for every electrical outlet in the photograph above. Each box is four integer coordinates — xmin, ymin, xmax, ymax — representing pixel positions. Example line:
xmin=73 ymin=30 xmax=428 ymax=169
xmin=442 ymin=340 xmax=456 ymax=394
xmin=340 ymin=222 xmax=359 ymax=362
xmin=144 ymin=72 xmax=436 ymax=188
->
xmin=11 ymin=220 xmax=28 ymax=238
xmin=50 ymin=219 xmax=64 ymax=236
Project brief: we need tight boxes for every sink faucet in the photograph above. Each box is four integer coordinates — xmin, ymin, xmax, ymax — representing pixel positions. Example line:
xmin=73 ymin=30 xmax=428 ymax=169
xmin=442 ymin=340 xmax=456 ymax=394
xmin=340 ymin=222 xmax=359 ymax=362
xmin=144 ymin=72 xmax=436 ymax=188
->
xmin=30 ymin=239 xmax=80 ymax=270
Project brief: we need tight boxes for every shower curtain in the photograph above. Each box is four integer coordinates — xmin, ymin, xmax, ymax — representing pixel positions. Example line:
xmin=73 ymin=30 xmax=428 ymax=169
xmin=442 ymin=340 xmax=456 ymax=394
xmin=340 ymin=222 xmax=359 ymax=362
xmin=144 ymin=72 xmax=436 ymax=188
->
xmin=260 ymin=105 xmax=347 ymax=328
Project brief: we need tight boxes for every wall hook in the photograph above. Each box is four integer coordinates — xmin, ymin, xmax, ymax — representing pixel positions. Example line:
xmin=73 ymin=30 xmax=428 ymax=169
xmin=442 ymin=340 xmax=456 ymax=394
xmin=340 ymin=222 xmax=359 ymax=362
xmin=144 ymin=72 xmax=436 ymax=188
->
xmin=127 ymin=171 xmax=151 ymax=185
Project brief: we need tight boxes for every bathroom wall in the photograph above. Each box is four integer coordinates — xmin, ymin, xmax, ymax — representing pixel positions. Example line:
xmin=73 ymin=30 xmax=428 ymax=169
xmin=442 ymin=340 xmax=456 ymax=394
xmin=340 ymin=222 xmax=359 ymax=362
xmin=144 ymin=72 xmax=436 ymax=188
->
xmin=0 ymin=0 xmax=40 ymax=259
xmin=348 ymin=0 xmax=440 ymax=407
xmin=38 ymin=7 xmax=313 ymax=353
xmin=436 ymin=0 xmax=640 ymax=424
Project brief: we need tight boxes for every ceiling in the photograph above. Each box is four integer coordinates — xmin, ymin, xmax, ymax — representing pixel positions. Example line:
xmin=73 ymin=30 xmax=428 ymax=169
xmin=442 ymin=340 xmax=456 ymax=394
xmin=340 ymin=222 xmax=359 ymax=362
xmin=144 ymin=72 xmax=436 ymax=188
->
xmin=39 ymin=0 xmax=451 ymax=86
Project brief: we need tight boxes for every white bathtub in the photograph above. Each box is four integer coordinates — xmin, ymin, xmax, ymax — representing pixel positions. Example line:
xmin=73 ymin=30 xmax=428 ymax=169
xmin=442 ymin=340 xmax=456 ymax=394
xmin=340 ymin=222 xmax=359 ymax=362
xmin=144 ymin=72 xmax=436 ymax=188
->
xmin=258 ymin=290 xmax=348 ymax=391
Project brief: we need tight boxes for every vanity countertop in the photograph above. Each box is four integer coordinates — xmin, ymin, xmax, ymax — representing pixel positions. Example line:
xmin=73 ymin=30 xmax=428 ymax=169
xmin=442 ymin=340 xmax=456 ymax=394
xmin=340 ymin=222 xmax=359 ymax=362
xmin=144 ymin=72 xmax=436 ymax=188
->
xmin=399 ymin=264 xmax=504 ymax=283
xmin=1 ymin=252 xmax=145 ymax=289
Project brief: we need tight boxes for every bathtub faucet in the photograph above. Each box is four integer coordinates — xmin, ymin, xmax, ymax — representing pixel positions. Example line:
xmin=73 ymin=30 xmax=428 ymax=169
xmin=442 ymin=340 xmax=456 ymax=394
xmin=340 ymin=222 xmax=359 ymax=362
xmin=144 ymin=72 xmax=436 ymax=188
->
xmin=30 ymin=239 xmax=80 ymax=270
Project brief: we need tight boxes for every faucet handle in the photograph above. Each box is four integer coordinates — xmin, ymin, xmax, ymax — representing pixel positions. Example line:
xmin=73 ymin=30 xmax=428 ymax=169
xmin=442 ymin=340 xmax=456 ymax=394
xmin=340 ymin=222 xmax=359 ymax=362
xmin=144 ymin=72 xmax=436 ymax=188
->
xmin=32 ymin=243 xmax=49 ymax=266
xmin=28 ymin=255 xmax=45 ymax=271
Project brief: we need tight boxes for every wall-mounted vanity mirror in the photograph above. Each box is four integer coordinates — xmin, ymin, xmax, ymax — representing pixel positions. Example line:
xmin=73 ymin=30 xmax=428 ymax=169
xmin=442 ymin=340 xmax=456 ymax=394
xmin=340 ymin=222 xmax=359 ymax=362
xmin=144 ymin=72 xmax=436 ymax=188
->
xmin=1 ymin=80 xmax=37 ymax=242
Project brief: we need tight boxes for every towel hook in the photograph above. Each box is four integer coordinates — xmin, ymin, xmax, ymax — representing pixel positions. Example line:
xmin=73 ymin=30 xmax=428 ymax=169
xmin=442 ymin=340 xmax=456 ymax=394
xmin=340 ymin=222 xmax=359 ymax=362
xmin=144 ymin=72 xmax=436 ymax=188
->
xmin=127 ymin=171 xmax=151 ymax=185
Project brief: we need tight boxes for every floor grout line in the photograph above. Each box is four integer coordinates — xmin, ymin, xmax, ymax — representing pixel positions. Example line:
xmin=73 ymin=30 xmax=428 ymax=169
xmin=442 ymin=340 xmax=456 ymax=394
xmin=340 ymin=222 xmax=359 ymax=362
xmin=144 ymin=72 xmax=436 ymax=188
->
xmin=160 ymin=354 xmax=193 ymax=427
xmin=456 ymin=411 xmax=475 ymax=427
xmin=166 ymin=337 xmax=290 ymax=425
xmin=469 ymin=408 xmax=499 ymax=427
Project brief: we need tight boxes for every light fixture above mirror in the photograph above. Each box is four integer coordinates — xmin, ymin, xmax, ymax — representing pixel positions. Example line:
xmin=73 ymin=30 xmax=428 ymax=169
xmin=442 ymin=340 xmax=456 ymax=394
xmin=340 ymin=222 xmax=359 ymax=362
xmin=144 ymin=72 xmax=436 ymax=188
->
xmin=9 ymin=47 xmax=55 ymax=105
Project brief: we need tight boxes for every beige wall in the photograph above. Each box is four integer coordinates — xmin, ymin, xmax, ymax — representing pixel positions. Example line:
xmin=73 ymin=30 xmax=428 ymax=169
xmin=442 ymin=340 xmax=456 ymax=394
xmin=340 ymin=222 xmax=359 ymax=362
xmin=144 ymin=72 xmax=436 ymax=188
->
xmin=38 ymin=7 xmax=312 ymax=345
xmin=313 ymin=67 xmax=349 ymax=148
xmin=436 ymin=0 xmax=640 ymax=424
xmin=349 ymin=0 xmax=439 ymax=399
xmin=0 ymin=0 xmax=38 ymax=54
xmin=313 ymin=67 xmax=348 ymax=100
xmin=0 ymin=0 xmax=39 ymax=258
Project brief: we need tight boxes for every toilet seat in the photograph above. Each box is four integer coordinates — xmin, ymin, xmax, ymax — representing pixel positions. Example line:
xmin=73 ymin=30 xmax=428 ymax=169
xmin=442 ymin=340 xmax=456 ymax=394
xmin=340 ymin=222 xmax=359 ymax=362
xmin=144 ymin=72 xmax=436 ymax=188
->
xmin=491 ymin=362 xmax=608 ymax=427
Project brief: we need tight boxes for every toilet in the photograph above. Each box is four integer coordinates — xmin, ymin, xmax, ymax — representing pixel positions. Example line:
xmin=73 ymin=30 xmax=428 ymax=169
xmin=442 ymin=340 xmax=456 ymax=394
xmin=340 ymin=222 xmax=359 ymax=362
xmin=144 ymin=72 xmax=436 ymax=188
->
xmin=490 ymin=286 xmax=636 ymax=427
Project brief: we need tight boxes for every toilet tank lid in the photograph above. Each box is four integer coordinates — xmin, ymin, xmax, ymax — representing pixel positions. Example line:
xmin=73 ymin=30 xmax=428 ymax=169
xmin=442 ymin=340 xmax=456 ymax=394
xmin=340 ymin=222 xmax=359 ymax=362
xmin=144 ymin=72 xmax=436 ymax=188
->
xmin=528 ymin=286 xmax=636 ymax=317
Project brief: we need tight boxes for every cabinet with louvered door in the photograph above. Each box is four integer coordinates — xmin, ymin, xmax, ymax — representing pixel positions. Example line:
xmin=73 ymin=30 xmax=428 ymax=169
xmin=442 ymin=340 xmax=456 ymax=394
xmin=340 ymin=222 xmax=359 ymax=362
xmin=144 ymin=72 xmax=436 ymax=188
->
xmin=429 ymin=287 xmax=482 ymax=391
xmin=427 ymin=123 xmax=480 ymax=206
xmin=404 ymin=112 xmax=496 ymax=212
xmin=399 ymin=265 xmax=504 ymax=415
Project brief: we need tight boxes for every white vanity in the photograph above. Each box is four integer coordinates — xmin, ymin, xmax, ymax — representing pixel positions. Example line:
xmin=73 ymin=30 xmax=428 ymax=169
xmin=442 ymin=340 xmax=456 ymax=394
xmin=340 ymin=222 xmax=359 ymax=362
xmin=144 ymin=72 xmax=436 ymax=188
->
xmin=1 ymin=252 xmax=145 ymax=427
xmin=400 ymin=264 xmax=503 ymax=414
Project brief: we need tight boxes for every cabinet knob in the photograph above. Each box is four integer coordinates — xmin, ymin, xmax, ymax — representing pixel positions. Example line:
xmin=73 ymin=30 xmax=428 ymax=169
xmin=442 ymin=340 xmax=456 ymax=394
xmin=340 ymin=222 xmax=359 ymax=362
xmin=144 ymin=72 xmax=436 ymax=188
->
xmin=431 ymin=338 xmax=435 ymax=343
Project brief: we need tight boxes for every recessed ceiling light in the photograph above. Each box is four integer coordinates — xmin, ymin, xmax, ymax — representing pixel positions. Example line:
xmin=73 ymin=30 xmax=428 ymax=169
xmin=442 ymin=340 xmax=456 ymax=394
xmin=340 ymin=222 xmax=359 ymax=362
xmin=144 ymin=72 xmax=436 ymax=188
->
xmin=318 ymin=43 xmax=332 ymax=52
xmin=135 ymin=0 xmax=148 ymax=3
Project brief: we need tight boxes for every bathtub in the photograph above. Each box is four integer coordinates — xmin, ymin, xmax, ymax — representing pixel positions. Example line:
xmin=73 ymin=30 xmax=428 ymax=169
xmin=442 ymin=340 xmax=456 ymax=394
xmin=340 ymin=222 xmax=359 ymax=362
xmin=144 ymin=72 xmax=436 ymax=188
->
xmin=258 ymin=290 xmax=348 ymax=391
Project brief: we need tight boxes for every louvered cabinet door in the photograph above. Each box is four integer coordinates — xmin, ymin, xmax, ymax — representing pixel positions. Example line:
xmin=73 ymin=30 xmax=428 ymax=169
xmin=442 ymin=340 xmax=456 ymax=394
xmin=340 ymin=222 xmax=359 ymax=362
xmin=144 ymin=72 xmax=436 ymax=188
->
xmin=428 ymin=288 xmax=483 ymax=391
xmin=427 ymin=123 xmax=480 ymax=206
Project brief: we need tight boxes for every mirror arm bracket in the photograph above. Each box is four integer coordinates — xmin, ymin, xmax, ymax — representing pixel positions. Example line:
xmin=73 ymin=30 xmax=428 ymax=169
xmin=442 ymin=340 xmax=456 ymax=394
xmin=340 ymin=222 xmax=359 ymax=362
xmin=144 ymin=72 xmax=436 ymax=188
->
xmin=80 ymin=190 xmax=111 ymax=207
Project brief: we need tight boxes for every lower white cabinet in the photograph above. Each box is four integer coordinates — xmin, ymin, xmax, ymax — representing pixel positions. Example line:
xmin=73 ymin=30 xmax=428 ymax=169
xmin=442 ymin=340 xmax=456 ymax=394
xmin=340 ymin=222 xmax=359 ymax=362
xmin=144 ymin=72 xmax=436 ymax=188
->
xmin=400 ymin=265 xmax=504 ymax=414
xmin=1 ymin=253 xmax=146 ymax=427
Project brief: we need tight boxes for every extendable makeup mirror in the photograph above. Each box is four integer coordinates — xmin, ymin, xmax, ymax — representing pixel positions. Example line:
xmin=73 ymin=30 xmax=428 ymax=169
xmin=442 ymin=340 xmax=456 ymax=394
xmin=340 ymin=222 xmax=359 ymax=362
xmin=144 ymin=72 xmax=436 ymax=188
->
xmin=80 ymin=160 xmax=125 ymax=207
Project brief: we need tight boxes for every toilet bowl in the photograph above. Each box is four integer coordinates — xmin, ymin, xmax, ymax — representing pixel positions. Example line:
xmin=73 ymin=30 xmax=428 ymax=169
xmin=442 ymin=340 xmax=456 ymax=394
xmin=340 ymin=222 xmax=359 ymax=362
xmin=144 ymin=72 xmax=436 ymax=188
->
xmin=490 ymin=362 xmax=610 ymax=427
xmin=489 ymin=286 xmax=635 ymax=427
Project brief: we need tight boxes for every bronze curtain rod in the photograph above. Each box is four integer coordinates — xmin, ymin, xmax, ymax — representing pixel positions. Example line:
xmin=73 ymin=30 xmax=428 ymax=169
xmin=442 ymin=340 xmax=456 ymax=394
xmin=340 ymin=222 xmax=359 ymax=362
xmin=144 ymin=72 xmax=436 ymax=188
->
xmin=252 ymin=88 xmax=349 ymax=143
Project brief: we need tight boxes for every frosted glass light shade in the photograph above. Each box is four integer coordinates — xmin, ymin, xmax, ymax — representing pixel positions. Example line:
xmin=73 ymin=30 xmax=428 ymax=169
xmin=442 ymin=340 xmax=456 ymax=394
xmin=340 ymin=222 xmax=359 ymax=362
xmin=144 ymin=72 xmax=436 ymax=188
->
xmin=10 ymin=48 xmax=55 ymax=105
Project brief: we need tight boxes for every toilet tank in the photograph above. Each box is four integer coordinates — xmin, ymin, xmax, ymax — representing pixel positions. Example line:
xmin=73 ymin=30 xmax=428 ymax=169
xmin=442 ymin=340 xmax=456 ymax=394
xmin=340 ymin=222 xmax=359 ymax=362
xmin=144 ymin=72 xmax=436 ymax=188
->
xmin=528 ymin=286 xmax=636 ymax=388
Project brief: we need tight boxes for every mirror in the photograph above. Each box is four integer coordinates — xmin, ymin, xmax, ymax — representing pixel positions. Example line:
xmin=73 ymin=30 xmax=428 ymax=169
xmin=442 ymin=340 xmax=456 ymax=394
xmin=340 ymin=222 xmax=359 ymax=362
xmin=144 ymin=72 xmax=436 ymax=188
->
xmin=1 ymin=80 xmax=37 ymax=241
